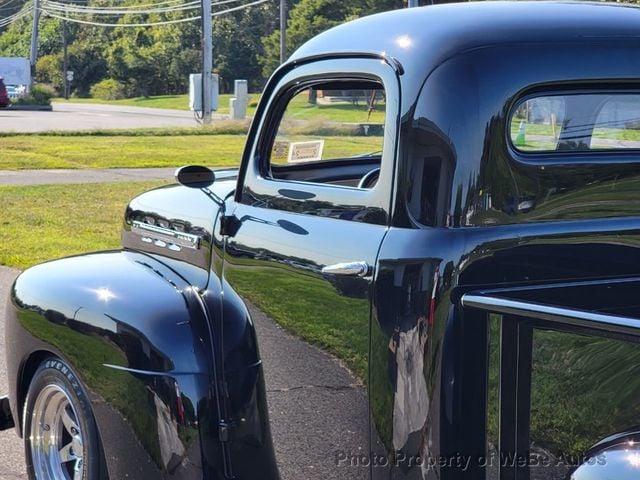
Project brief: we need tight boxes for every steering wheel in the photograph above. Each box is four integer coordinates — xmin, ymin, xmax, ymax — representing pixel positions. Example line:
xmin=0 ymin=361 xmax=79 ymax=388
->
xmin=357 ymin=168 xmax=380 ymax=189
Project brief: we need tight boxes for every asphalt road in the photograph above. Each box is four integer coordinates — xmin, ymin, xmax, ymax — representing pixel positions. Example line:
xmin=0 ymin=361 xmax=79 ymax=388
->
xmin=0 ymin=103 xmax=227 ymax=132
xmin=0 ymin=167 xmax=177 ymax=186
xmin=0 ymin=264 xmax=368 ymax=480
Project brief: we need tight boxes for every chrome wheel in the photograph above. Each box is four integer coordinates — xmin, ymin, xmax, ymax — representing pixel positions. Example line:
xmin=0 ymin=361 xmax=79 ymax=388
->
xmin=29 ymin=384 xmax=84 ymax=480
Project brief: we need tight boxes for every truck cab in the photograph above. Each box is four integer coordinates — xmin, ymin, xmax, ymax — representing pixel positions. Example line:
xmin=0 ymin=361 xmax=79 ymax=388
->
xmin=5 ymin=3 xmax=640 ymax=480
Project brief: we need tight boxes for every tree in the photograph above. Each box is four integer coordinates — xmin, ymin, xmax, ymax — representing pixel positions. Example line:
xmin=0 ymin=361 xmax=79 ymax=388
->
xmin=36 ymin=53 xmax=63 ymax=92
xmin=260 ymin=0 xmax=403 ymax=79
xmin=214 ymin=3 xmax=276 ymax=92
xmin=104 ymin=10 xmax=201 ymax=96
xmin=0 ymin=0 xmax=405 ymax=98
xmin=260 ymin=0 xmax=354 ymax=78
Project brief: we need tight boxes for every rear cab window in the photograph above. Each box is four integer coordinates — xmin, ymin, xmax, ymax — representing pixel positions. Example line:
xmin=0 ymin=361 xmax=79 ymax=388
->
xmin=510 ymin=92 xmax=640 ymax=152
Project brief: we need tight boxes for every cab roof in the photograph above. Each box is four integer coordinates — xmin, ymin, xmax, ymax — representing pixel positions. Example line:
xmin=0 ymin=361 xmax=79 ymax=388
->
xmin=290 ymin=1 xmax=640 ymax=86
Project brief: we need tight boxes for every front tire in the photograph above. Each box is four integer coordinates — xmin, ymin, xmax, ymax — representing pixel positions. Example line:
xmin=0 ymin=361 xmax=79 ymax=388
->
xmin=24 ymin=358 xmax=102 ymax=480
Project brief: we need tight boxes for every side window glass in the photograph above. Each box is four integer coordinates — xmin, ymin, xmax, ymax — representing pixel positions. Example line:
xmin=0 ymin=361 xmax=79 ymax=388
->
xmin=510 ymin=92 xmax=640 ymax=152
xmin=592 ymin=95 xmax=640 ymax=149
xmin=510 ymin=97 xmax=566 ymax=151
xmin=267 ymin=81 xmax=386 ymax=188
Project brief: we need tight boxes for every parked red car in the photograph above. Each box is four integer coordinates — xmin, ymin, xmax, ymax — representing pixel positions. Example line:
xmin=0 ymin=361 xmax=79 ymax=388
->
xmin=0 ymin=77 xmax=10 ymax=107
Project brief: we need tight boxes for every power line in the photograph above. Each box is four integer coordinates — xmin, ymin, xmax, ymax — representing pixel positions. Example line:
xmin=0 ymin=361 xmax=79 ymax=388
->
xmin=42 ymin=10 xmax=198 ymax=25
xmin=40 ymin=0 xmax=268 ymax=27
xmin=0 ymin=0 xmax=25 ymax=10
xmin=216 ymin=0 xmax=265 ymax=16
xmin=44 ymin=0 xmax=200 ymax=15
xmin=0 ymin=3 xmax=33 ymax=27
xmin=44 ymin=4 xmax=201 ymax=15
xmin=0 ymin=0 xmax=30 ymax=18
xmin=43 ymin=0 xmax=254 ymax=15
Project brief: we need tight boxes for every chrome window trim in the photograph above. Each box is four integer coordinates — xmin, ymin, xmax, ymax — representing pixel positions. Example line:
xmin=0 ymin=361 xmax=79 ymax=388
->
xmin=461 ymin=292 xmax=640 ymax=337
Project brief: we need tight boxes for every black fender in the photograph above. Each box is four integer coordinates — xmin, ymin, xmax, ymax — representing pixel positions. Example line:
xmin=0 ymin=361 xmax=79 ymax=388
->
xmin=6 ymin=250 xmax=227 ymax=479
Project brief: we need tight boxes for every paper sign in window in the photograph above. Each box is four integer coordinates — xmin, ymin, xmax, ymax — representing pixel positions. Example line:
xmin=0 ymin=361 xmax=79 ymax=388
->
xmin=288 ymin=140 xmax=325 ymax=163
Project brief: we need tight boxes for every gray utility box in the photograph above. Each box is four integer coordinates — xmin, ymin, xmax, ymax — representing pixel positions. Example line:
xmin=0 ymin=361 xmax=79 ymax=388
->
xmin=189 ymin=73 xmax=219 ymax=112
xmin=229 ymin=80 xmax=248 ymax=120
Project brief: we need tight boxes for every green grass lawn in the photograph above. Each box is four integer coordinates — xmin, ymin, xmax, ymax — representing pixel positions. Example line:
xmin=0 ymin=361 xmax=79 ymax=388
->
xmin=55 ymin=93 xmax=251 ymax=115
xmin=0 ymin=181 xmax=166 ymax=268
xmin=0 ymin=133 xmax=383 ymax=170
xmin=284 ymin=93 xmax=385 ymax=124
xmin=56 ymin=94 xmax=192 ymax=110
xmin=0 ymin=134 xmax=247 ymax=170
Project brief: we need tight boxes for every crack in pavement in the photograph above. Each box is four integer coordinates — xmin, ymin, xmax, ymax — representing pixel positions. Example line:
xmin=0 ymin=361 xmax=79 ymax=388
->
xmin=267 ymin=383 xmax=362 ymax=393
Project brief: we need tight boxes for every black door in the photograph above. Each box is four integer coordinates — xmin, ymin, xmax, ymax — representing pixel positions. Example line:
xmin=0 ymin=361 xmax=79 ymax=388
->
xmin=221 ymin=57 xmax=400 ymax=479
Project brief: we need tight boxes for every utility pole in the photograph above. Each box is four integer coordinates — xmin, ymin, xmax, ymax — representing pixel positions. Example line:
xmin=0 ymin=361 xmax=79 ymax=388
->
xmin=62 ymin=19 xmax=69 ymax=99
xmin=201 ymin=0 xmax=213 ymax=124
xmin=29 ymin=0 xmax=41 ymax=82
xmin=279 ymin=0 xmax=286 ymax=64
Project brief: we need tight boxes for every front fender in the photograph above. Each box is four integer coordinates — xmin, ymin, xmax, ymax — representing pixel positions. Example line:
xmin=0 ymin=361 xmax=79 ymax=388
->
xmin=5 ymin=250 xmax=225 ymax=479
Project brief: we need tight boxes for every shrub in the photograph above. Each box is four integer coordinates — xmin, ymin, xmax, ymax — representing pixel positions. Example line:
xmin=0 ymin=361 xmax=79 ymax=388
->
xmin=30 ymin=84 xmax=56 ymax=105
xmin=90 ymin=79 xmax=127 ymax=100
xmin=35 ymin=55 xmax=63 ymax=95
xmin=13 ymin=84 xmax=55 ymax=106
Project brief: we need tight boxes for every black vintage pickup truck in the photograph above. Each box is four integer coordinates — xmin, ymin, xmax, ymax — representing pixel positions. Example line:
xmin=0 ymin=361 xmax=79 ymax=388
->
xmin=4 ymin=2 xmax=640 ymax=479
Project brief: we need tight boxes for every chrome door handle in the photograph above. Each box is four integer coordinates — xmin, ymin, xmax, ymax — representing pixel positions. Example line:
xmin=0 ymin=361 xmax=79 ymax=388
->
xmin=321 ymin=261 xmax=371 ymax=277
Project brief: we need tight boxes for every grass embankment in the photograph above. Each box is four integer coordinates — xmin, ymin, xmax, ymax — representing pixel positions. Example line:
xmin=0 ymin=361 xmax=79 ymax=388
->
xmin=20 ymin=93 xmax=386 ymax=170
xmin=0 ymin=181 xmax=166 ymax=268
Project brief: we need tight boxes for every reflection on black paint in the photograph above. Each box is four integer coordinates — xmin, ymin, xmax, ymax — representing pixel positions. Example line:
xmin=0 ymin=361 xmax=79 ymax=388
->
xmin=276 ymin=219 xmax=309 ymax=235
xmin=277 ymin=188 xmax=317 ymax=200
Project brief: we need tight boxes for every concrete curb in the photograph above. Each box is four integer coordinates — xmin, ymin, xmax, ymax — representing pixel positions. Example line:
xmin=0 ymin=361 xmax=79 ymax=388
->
xmin=4 ymin=104 xmax=53 ymax=112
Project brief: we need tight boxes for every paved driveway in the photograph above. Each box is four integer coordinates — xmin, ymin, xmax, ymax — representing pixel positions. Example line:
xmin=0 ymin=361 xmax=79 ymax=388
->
xmin=0 ymin=103 xmax=227 ymax=132
xmin=0 ymin=268 xmax=24 ymax=479
xmin=0 ymin=167 xmax=177 ymax=186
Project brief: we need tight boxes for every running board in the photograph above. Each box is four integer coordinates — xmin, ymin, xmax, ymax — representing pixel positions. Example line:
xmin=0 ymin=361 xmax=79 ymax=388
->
xmin=0 ymin=396 xmax=14 ymax=431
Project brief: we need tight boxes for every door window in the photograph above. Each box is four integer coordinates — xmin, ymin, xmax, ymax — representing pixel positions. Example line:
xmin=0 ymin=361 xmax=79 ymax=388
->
xmin=240 ymin=58 xmax=399 ymax=223
xmin=269 ymin=82 xmax=385 ymax=186
xmin=266 ymin=80 xmax=386 ymax=188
